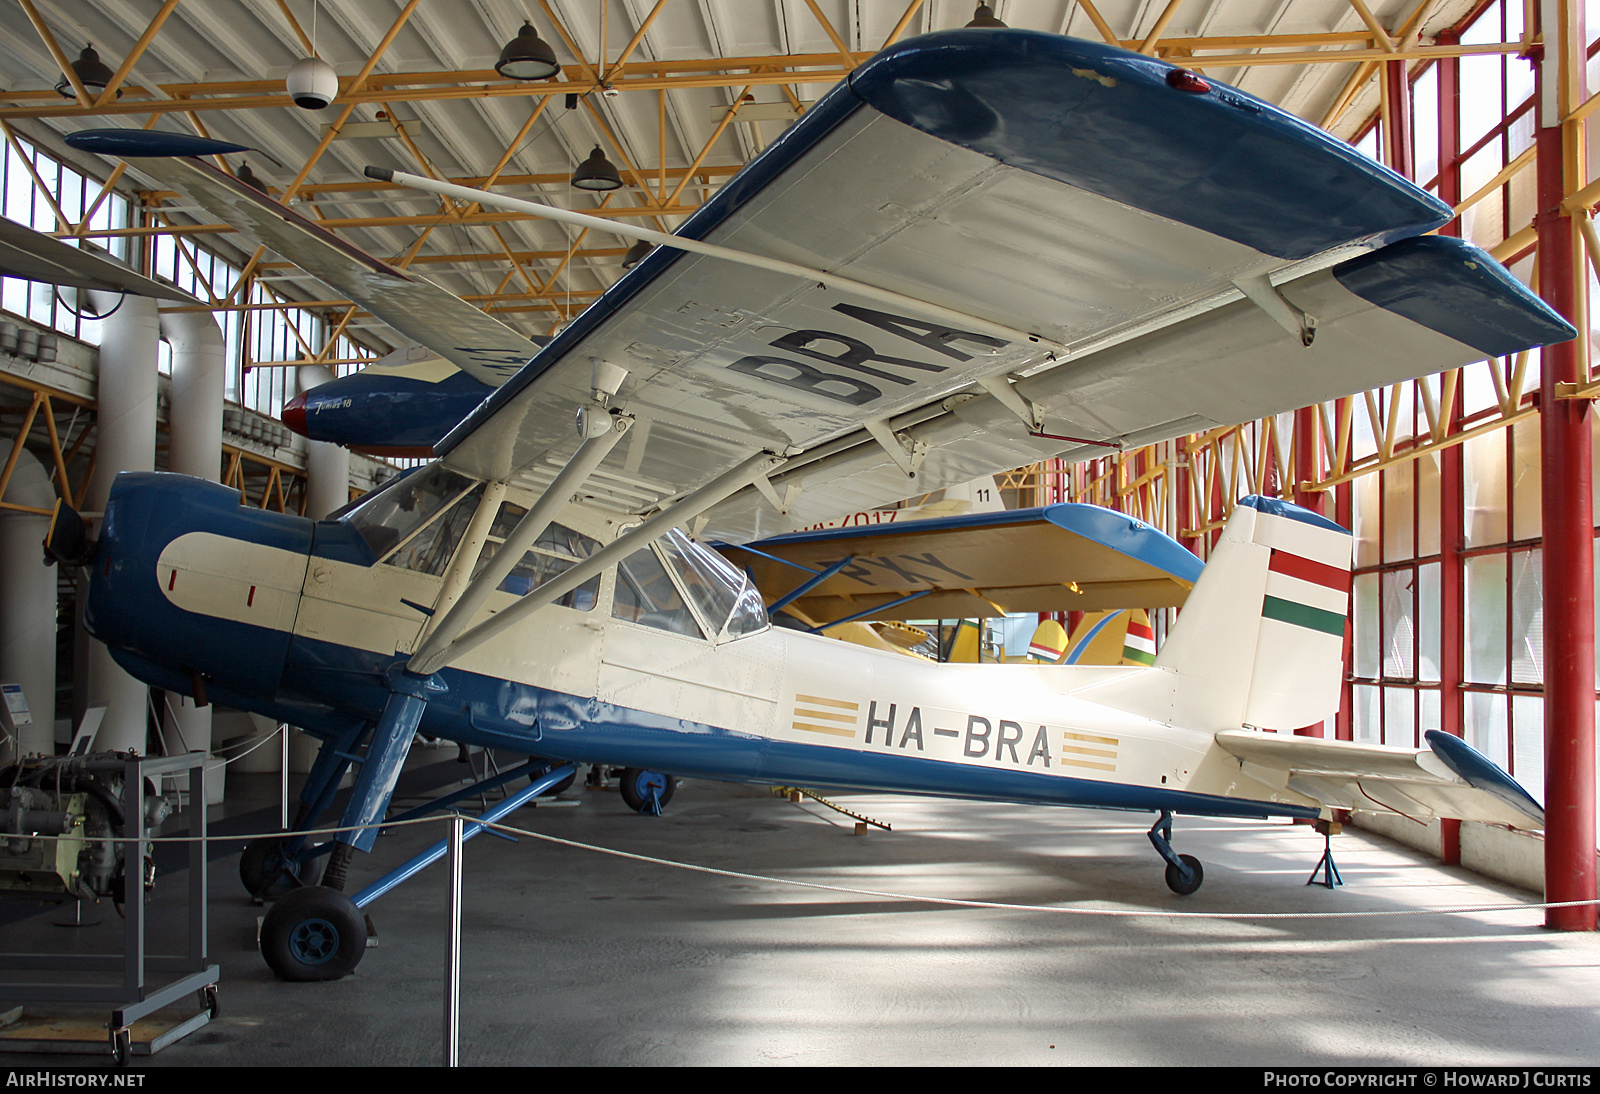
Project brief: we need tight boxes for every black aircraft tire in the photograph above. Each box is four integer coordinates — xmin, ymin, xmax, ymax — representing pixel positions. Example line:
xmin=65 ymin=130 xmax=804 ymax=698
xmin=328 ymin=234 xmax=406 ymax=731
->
xmin=1164 ymin=854 xmax=1204 ymax=896
xmin=619 ymin=767 xmax=677 ymax=814
xmin=260 ymin=885 xmax=366 ymax=981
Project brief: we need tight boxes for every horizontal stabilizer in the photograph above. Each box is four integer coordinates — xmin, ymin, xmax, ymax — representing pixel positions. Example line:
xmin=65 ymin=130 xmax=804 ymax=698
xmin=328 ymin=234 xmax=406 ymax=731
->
xmin=1215 ymin=728 xmax=1545 ymax=829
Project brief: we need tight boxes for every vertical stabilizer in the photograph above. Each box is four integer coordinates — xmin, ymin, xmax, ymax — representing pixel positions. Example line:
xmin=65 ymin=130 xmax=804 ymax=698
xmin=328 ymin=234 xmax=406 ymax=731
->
xmin=1152 ymin=497 xmax=1351 ymax=731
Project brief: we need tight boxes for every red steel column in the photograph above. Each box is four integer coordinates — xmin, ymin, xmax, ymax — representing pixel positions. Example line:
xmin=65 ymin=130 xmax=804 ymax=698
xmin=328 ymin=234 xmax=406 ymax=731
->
xmin=1335 ymin=481 xmax=1355 ymax=742
xmin=1535 ymin=10 xmax=1597 ymax=929
xmin=1294 ymin=406 xmax=1328 ymax=738
xmin=1437 ymin=33 xmax=1465 ymax=867
xmin=1383 ymin=59 xmax=1415 ymax=180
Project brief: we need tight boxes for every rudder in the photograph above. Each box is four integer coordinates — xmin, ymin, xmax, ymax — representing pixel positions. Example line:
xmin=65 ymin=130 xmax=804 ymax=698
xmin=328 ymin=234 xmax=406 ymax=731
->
xmin=1153 ymin=497 xmax=1351 ymax=731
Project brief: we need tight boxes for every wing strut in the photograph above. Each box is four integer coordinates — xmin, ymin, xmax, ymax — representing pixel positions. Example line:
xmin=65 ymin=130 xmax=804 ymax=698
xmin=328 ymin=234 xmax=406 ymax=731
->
xmin=408 ymin=450 xmax=787 ymax=675
xmin=409 ymin=411 xmax=635 ymax=671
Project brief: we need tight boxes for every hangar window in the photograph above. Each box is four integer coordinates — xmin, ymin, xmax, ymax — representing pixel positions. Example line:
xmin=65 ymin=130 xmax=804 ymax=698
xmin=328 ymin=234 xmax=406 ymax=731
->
xmin=471 ymin=502 xmax=602 ymax=611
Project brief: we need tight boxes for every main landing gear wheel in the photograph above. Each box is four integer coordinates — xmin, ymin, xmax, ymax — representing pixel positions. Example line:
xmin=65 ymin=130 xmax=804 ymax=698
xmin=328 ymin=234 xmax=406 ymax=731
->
xmin=260 ymin=885 xmax=366 ymax=982
xmin=619 ymin=767 xmax=676 ymax=815
xmin=1164 ymin=853 xmax=1204 ymax=896
xmin=240 ymin=837 xmax=318 ymax=901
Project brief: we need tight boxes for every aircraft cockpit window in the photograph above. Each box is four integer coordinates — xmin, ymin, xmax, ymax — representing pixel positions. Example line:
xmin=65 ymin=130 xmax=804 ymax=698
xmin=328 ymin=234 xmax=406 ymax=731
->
xmin=385 ymin=484 xmax=484 ymax=577
xmin=655 ymin=530 xmax=770 ymax=641
xmin=345 ymin=464 xmax=477 ymax=566
xmin=611 ymin=545 xmax=703 ymax=637
xmin=471 ymin=502 xmax=602 ymax=611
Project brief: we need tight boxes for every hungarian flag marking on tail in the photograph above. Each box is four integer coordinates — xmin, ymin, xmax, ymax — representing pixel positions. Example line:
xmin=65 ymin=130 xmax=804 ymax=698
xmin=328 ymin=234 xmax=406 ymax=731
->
xmin=1262 ymin=548 xmax=1349 ymax=636
xmin=1122 ymin=616 xmax=1157 ymax=665
xmin=1028 ymin=618 xmax=1069 ymax=662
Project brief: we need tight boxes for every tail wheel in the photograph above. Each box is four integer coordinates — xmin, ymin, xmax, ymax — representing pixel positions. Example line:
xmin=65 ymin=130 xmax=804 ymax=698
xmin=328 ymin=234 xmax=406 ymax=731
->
xmin=619 ymin=767 xmax=677 ymax=815
xmin=1164 ymin=854 xmax=1204 ymax=896
xmin=260 ymin=885 xmax=366 ymax=981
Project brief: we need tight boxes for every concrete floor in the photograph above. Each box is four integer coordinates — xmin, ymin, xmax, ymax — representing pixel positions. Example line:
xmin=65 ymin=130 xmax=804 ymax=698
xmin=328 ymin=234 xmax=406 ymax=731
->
xmin=2 ymin=759 xmax=1598 ymax=1067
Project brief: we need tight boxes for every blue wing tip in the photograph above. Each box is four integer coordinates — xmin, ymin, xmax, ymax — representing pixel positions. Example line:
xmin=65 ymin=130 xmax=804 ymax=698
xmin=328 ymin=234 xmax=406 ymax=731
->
xmin=1424 ymin=729 xmax=1546 ymax=826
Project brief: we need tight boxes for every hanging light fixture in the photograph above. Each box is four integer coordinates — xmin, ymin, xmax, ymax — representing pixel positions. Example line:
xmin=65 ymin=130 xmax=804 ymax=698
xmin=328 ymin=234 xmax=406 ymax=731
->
xmin=286 ymin=2 xmax=338 ymax=110
xmin=56 ymin=44 xmax=120 ymax=100
xmin=236 ymin=162 xmax=269 ymax=193
xmin=496 ymin=22 xmax=559 ymax=80
xmin=571 ymin=146 xmax=622 ymax=191
xmin=966 ymin=3 xmax=1008 ymax=27
xmin=621 ymin=240 xmax=653 ymax=269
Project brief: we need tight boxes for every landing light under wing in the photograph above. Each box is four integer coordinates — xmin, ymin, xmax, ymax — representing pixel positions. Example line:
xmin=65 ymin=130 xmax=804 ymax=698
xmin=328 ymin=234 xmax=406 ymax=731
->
xmin=725 ymin=502 xmax=1203 ymax=625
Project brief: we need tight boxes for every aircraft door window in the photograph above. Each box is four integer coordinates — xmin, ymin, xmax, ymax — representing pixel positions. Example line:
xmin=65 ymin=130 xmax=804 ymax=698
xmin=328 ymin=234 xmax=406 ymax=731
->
xmin=655 ymin=530 xmax=770 ymax=640
xmin=611 ymin=545 xmax=704 ymax=638
xmin=471 ymin=502 xmax=602 ymax=611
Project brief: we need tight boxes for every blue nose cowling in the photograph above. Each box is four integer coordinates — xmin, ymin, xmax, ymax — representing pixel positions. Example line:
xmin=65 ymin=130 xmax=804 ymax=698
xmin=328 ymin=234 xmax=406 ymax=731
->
xmin=87 ymin=471 xmax=314 ymax=700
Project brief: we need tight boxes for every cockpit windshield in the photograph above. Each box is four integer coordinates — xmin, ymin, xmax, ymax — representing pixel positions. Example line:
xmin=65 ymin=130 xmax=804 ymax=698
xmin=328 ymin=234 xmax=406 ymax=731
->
xmin=344 ymin=464 xmax=477 ymax=568
xmin=655 ymin=531 xmax=768 ymax=639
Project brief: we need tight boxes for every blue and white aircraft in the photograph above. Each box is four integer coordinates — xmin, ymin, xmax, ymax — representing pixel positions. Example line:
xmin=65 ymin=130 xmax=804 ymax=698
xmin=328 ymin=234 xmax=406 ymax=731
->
xmin=67 ymin=28 xmax=1563 ymax=981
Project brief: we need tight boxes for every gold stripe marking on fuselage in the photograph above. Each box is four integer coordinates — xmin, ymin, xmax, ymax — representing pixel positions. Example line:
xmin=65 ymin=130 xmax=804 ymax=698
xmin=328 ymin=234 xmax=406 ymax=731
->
xmin=795 ymin=694 xmax=859 ymax=709
xmin=793 ymin=721 xmax=858 ymax=738
xmin=1063 ymin=731 xmax=1119 ymax=746
xmin=794 ymin=707 xmax=857 ymax=723
xmin=1057 ymin=756 xmax=1117 ymax=771
xmin=1061 ymin=743 xmax=1118 ymax=760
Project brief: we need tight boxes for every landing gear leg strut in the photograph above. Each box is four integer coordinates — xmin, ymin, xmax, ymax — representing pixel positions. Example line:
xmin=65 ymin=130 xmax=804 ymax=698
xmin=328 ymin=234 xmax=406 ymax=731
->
xmin=1148 ymin=810 xmax=1204 ymax=896
xmin=259 ymin=677 xmax=433 ymax=981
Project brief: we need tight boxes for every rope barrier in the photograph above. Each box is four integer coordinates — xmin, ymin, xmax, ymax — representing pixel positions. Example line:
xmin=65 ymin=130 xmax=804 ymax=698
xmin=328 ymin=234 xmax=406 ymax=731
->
xmin=17 ymin=811 xmax=1594 ymax=923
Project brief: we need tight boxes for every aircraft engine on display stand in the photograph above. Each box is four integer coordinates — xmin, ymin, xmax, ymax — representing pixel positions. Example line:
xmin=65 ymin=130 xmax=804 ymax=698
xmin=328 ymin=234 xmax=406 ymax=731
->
xmin=0 ymin=752 xmax=169 ymax=905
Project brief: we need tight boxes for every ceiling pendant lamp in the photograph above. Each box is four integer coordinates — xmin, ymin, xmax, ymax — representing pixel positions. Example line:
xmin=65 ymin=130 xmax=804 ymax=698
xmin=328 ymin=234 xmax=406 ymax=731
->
xmin=287 ymin=56 xmax=338 ymax=110
xmin=496 ymin=22 xmax=559 ymax=80
xmin=56 ymin=44 xmax=120 ymax=99
xmin=236 ymin=162 xmax=269 ymax=193
xmin=571 ymin=146 xmax=622 ymax=192
xmin=286 ymin=1 xmax=337 ymax=110
xmin=966 ymin=4 xmax=1008 ymax=27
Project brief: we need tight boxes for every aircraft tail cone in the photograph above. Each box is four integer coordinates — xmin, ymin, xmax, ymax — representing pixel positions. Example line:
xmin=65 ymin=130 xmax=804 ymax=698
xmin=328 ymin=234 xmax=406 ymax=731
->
xmin=282 ymin=391 xmax=308 ymax=437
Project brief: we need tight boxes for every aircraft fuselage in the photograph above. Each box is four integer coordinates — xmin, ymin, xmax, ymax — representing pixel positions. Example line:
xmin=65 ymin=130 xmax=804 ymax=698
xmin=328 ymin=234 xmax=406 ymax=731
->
xmin=86 ymin=470 xmax=1316 ymax=821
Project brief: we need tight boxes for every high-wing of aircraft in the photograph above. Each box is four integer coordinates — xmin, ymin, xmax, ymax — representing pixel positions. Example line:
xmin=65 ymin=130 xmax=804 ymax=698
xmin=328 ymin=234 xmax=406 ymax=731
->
xmin=64 ymin=27 xmax=1566 ymax=982
xmin=0 ymin=215 xmax=196 ymax=302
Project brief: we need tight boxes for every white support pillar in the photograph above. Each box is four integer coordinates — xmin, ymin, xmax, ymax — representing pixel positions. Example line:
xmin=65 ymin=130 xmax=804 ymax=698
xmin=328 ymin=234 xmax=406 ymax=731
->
xmin=84 ymin=290 xmax=158 ymax=755
xmin=0 ymin=447 xmax=58 ymax=760
xmin=299 ymin=365 xmax=350 ymax=519
xmin=157 ymin=307 xmax=225 ymax=775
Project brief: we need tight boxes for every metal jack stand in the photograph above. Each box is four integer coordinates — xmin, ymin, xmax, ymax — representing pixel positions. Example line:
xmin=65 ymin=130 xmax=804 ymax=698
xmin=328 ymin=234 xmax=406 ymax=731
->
xmin=0 ymin=752 xmax=220 ymax=1064
xmin=1306 ymin=819 xmax=1344 ymax=889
